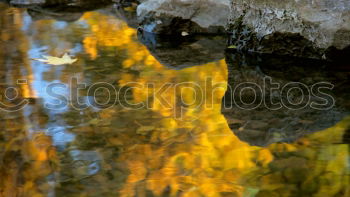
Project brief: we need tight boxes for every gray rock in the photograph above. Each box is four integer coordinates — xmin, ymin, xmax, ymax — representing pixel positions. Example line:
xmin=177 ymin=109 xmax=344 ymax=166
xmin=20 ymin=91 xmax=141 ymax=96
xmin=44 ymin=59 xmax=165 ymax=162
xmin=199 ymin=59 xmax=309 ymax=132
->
xmin=136 ymin=0 xmax=350 ymax=59
xmin=137 ymin=0 xmax=230 ymax=34
xmin=228 ymin=0 xmax=350 ymax=59
xmin=230 ymin=0 xmax=350 ymax=50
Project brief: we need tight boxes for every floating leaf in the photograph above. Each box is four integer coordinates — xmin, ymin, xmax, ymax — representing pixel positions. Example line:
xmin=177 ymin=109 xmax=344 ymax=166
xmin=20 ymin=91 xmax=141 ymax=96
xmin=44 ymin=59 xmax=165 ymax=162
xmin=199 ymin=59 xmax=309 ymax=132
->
xmin=227 ymin=45 xmax=237 ymax=49
xmin=32 ymin=53 xmax=77 ymax=65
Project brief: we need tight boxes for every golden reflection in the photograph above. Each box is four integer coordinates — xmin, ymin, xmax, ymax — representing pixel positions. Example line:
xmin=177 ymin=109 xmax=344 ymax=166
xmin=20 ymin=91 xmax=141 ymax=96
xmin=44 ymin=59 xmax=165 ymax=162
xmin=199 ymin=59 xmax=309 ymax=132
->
xmin=116 ymin=61 xmax=259 ymax=197
xmin=77 ymin=11 xmax=264 ymax=197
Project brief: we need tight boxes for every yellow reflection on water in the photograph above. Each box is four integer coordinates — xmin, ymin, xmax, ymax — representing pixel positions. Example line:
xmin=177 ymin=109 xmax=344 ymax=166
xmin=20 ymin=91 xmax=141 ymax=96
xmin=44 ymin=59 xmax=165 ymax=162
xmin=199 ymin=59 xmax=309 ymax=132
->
xmin=79 ymin=11 xmax=264 ymax=197
xmin=115 ymin=60 xmax=259 ymax=196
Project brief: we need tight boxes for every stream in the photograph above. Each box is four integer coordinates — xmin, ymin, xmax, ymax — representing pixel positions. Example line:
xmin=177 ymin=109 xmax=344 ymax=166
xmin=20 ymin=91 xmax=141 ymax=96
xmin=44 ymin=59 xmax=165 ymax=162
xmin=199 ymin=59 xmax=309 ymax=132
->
xmin=0 ymin=2 xmax=350 ymax=197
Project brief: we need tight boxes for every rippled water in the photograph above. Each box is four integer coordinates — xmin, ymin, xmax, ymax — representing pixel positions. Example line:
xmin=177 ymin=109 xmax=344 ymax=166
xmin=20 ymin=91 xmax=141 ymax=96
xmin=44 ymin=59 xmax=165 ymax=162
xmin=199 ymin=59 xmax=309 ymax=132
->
xmin=0 ymin=2 xmax=350 ymax=197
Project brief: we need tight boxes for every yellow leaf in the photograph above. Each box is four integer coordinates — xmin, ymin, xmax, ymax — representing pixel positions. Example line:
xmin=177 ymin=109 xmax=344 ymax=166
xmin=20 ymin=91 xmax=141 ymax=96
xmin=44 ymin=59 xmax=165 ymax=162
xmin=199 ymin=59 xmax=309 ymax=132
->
xmin=32 ymin=53 xmax=77 ymax=65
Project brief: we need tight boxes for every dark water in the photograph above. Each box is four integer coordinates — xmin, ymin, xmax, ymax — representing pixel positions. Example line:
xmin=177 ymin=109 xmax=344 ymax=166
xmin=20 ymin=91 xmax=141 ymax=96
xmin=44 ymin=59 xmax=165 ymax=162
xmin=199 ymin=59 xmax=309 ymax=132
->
xmin=0 ymin=2 xmax=350 ymax=197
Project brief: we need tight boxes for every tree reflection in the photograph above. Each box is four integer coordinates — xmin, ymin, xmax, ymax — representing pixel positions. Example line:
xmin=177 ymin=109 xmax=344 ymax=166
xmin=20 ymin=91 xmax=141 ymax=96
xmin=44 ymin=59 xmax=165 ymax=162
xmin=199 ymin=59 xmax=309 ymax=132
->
xmin=0 ymin=4 xmax=349 ymax=197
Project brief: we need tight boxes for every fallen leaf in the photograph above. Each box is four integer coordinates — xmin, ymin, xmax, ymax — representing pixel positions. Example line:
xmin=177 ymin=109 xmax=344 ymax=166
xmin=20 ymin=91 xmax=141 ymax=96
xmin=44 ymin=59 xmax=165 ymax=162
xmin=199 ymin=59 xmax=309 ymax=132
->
xmin=227 ymin=45 xmax=237 ymax=49
xmin=32 ymin=53 xmax=78 ymax=65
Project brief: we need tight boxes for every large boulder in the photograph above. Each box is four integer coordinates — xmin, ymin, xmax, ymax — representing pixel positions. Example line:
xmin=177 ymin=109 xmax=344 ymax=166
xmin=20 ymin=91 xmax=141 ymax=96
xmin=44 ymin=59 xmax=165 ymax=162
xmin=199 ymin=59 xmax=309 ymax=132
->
xmin=228 ymin=0 xmax=350 ymax=59
xmin=137 ymin=0 xmax=230 ymax=34
xmin=137 ymin=0 xmax=350 ymax=59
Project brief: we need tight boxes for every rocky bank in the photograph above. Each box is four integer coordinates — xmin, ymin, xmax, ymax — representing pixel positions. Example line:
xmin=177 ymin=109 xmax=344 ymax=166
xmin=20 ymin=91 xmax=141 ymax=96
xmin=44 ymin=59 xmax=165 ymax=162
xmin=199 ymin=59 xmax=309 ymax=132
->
xmin=137 ymin=0 xmax=350 ymax=59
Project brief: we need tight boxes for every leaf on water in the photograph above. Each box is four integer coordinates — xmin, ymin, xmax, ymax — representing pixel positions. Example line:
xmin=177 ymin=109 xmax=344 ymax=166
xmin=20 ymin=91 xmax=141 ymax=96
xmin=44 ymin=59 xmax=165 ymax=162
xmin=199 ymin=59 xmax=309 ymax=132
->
xmin=227 ymin=45 xmax=237 ymax=49
xmin=32 ymin=53 xmax=78 ymax=65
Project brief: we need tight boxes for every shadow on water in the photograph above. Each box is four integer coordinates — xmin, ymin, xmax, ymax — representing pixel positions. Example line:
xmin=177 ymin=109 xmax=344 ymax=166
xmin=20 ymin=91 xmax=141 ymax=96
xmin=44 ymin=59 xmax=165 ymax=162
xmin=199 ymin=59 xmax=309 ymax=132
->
xmin=0 ymin=1 xmax=350 ymax=197
xmin=223 ymin=51 xmax=350 ymax=146
xmin=137 ymin=30 xmax=226 ymax=69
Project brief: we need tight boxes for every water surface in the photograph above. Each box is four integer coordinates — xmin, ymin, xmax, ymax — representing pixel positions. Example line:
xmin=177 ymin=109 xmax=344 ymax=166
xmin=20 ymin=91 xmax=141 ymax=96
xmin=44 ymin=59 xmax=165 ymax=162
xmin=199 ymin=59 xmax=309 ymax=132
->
xmin=0 ymin=3 xmax=349 ymax=197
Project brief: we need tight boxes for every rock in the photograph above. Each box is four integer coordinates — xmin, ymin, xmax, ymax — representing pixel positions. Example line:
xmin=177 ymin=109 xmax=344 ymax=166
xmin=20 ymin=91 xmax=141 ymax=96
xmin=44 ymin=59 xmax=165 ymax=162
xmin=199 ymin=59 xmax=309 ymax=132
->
xmin=136 ymin=0 xmax=350 ymax=59
xmin=228 ymin=0 xmax=350 ymax=59
xmin=136 ymin=0 xmax=230 ymax=34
